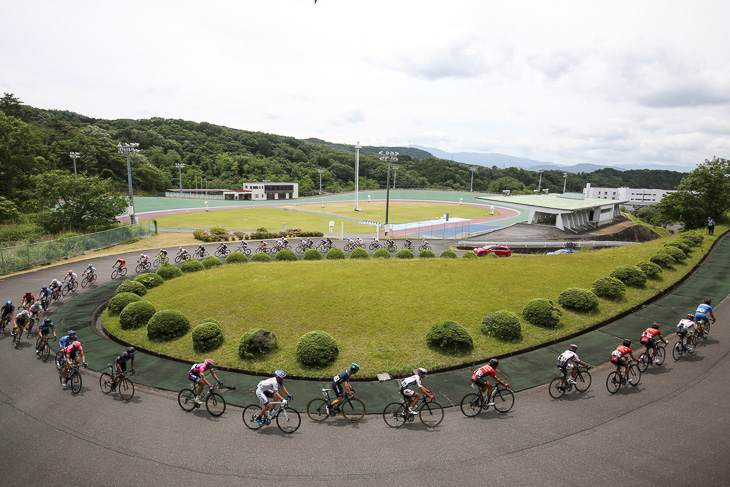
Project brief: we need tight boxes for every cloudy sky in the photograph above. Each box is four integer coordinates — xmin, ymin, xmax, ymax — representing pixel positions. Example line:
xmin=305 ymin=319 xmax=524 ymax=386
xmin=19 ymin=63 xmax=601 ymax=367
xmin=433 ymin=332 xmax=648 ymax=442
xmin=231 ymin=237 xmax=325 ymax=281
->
xmin=2 ymin=1 xmax=729 ymax=168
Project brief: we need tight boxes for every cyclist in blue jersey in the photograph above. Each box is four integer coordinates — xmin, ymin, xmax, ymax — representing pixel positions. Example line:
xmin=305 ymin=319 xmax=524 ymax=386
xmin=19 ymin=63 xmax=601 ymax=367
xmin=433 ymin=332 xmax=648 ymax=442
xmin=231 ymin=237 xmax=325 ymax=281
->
xmin=695 ymin=299 xmax=716 ymax=324
xmin=35 ymin=318 xmax=56 ymax=354
xmin=38 ymin=286 xmax=52 ymax=308
xmin=328 ymin=363 xmax=360 ymax=415
xmin=58 ymin=330 xmax=77 ymax=353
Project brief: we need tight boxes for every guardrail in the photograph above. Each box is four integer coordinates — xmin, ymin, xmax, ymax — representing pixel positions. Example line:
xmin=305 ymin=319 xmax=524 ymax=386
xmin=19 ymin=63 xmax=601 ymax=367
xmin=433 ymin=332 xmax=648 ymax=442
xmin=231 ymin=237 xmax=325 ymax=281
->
xmin=457 ymin=240 xmax=638 ymax=249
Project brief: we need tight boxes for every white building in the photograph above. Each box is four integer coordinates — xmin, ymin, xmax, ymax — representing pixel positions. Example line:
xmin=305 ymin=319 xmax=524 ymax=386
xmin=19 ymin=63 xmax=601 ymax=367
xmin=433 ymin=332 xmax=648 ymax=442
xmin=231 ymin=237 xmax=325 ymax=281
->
xmin=242 ymin=182 xmax=299 ymax=201
xmin=583 ymin=183 xmax=674 ymax=210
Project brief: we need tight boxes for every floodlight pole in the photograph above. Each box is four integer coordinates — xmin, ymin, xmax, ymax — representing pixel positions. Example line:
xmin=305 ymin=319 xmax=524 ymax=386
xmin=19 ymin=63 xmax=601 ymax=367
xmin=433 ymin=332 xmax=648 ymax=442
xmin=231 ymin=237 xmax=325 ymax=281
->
xmin=470 ymin=166 xmax=476 ymax=192
xmin=175 ymin=163 xmax=185 ymax=194
xmin=354 ymin=142 xmax=361 ymax=211
xmin=318 ymin=169 xmax=324 ymax=195
xmin=392 ymin=166 xmax=398 ymax=190
xmin=379 ymin=151 xmax=398 ymax=228
xmin=563 ymin=172 xmax=568 ymax=193
xmin=538 ymin=168 xmax=544 ymax=194
xmin=117 ymin=142 xmax=140 ymax=224
xmin=69 ymin=152 xmax=80 ymax=177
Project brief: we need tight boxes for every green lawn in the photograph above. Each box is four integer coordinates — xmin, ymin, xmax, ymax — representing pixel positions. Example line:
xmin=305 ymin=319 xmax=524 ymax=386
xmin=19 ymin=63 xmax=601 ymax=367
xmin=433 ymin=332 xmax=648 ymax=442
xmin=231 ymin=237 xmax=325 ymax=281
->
xmin=102 ymin=231 xmax=717 ymax=378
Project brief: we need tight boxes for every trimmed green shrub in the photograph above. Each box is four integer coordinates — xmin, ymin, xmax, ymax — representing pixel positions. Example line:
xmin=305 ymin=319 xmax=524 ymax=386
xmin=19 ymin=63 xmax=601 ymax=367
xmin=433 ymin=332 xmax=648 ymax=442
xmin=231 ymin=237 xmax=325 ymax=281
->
xmin=419 ymin=249 xmax=436 ymax=258
xmin=192 ymin=321 xmax=224 ymax=353
xmin=251 ymin=252 xmax=272 ymax=263
xmin=395 ymin=249 xmax=414 ymax=259
xmin=296 ymin=330 xmax=339 ymax=367
xmin=224 ymin=252 xmax=248 ymax=264
xmin=326 ymin=248 xmax=346 ymax=260
xmin=440 ymin=249 xmax=457 ymax=259
xmin=558 ymin=288 xmax=599 ymax=312
xmin=462 ymin=251 xmax=477 ymax=259
xmin=610 ymin=265 xmax=647 ymax=288
xmin=134 ymin=272 xmax=164 ymax=289
xmin=679 ymin=231 xmax=704 ymax=245
xmin=522 ymin=298 xmax=561 ymax=328
xmin=147 ymin=310 xmax=191 ymax=341
xmin=664 ymin=241 xmax=690 ymax=253
xmin=157 ymin=263 xmax=183 ymax=280
xmin=481 ymin=311 xmax=522 ymax=341
xmin=181 ymin=259 xmax=205 ymax=272
xmin=650 ymin=252 xmax=676 ymax=269
xmin=119 ymin=301 xmax=156 ymax=330
xmin=201 ymin=256 xmax=223 ymax=269
xmin=372 ymin=248 xmax=390 ymax=259
xmin=108 ymin=292 xmax=142 ymax=315
xmin=426 ymin=320 xmax=474 ymax=353
xmin=116 ymin=279 xmax=147 ymax=297
xmin=275 ymin=249 xmax=298 ymax=261
xmin=349 ymin=247 xmax=369 ymax=259
xmin=592 ymin=277 xmax=626 ymax=300
xmin=636 ymin=261 xmax=662 ymax=279
xmin=302 ymin=249 xmax=322 ymax=260
xmin=660 ymin=245 xmax=686 ymax=262
xmin=238 ymin=328 xmax=278 ymax=359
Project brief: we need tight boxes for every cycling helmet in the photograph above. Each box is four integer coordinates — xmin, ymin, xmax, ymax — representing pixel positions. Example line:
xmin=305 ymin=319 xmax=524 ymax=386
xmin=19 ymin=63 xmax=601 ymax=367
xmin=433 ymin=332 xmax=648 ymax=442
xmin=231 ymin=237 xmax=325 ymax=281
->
xmin=569 ymin=344 xmax=578 ymax=352
xmin=126 ymin=346 xmax=136 ymax=354
xmin=21 ymin=310 xmax=29 ymax=317
xmin=6 ymin=300 xmax=11 ymax=306
xmin=43 ymin=318 xmax=52 ymax=324
xmin=622 ymin=339 xmax=631 ymax=347
xmin=42 ymin=286 xmax=47 ymax=290
xmin=350 ymin=363 xmax=360 ymax=372
xmin=25 ymin=291 xmax=31 ymax=296
xmin=179 ymin=247 xmax=183 ymax=251
xmin=72 ymin=341 xmax=82 ymax=349
xmin=67 ymin=270 xmax=73 ymax=275
xmin=140 ymin=254 xmax=145 ymax=258
xmin=687 ymin=314 xmax=694 ymax=320
xmin=204 ymin=358 xmax=214 ymax=366
xmin=160 ymin=248 xmax=164 ymax=252
xmin=275 ymin=370 xmax=286 ymax=378
xmin=417 ymin=367 xmax=428 ymax=375
xmin=68 ymin=330 xmax=77 ymax=337
xmin=705 ymin=299 xmax=711 ymax=305
xmin=488 ymin=358 xmax=499 ymax=367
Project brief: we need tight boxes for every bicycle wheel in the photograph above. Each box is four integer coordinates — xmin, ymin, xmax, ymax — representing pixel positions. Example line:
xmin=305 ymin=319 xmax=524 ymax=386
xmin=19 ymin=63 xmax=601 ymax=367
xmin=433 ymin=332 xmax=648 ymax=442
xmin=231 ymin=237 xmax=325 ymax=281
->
xmin=120 ymin=267 xmax=127 ymax=277
xmin=548 ymin=378 xmax=566 ymax=399
xmin=135 ymin=264 xmax=143 ymax=273
xmin=118 ymin=378 xmax=135 ymax=401
xmin=460 ymin=393 xmax=484 ymax=416
xmin=55 ymin=351 xmax=64 ymax=370
xmin=638 ymin=353 xmax=649 ymax=373
xmin=153 ymin=258 xmax=161 ymax=268
xmin=206 ymin=393 xmax=226 ymax=417
xmin=672 ymin=342 xmax=683 ymax=361
xmin=242 ymin=405 xmax=264 ymax=430
xmin=111 ymin=269 xmax=119 ymax=279
xmin=71 ymin=281 xmax=78 ymax=292
xmin=26 ymin=322 xmax=34 ymax=338
xmin=276 ymin=407 xmax=301 ymax=433
xmin=493 ymin=389 xmax=514 ymax=413
xmin=62 ymin=284 xmax=70 ymax=296
xmin=656 ymin=346 xmax=666 ymax=366
xmin=688 ymin=335 xmax=699 ymax=352
xmin=606 ymin=372 xmax=621 ymax=394
xmin=419 ymin=401 xmax=444 ymax=427
xmin=382 ymin=402 xmax=407 ymax=428
xmin=174 ymin=255 xmax=182 ymax=264
xmin=81 ymin=276 xmax=90 ymax=288
xmin=628 ymin=364 xmax=641 ymax=386
xmin=342 ymin=398 xmax=366 ymax=423
xmin=178 ymin=388 xmax=197 ymax=411
xmin=100 ymin=373 xmax=113 ymax=394
xmin=575 ymin=370 xmax=592 ymax=392
xmin=306 ymin=398 xmax=329 ymax=422
xmin=71 ymin=372 xmax=82 ymax=394
xmin=702 ymin=322 xmax=710 ymax=339
xmin=40 ymin=342 xmax=50 ymax=362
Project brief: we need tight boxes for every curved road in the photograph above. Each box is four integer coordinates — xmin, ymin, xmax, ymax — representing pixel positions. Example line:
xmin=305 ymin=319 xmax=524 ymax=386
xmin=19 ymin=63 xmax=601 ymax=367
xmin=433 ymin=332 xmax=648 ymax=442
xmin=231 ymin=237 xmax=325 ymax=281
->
xmin=1 ymin=248 xmax=729 ymax=486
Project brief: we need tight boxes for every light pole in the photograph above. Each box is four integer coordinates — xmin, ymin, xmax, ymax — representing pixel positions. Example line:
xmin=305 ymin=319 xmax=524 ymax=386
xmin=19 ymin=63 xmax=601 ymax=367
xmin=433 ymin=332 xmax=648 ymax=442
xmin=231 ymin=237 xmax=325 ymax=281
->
xmin=537 ymin=168 xmax=544 ymax=194
xmin=563 ymin=172 xmax=568 ymax=193
xmin=379 ymin=151 xmax=398 ymax=228
xmin=175 ymin=163 xmax=185 ymax=194
xmin=392 ymin=166 xmax=399 ymax=190
xmin=318 ymin=169 xmax=324 ymax=195
xmin=117 ymin=142 xmax=140 ymax=224
xmin=470 ymin=166 xmax=476 ymax=192
xmin=69 ymin=152 xmax=80 ymax=177
xmin=354 ymin=142 xmax=361 ymax=211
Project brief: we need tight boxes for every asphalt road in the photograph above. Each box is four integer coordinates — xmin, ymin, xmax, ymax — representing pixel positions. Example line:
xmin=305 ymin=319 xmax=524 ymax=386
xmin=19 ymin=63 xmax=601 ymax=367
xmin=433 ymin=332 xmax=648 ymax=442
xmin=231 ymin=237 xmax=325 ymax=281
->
xmin=1 ymin=246 xmax=729 ymax=486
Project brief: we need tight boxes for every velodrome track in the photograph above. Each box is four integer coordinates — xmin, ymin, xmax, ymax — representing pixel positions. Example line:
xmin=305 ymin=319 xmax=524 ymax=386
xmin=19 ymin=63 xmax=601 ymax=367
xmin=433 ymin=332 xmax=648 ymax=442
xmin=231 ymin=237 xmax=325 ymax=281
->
xmin=1 ymin=241 xmax=729 ymax=486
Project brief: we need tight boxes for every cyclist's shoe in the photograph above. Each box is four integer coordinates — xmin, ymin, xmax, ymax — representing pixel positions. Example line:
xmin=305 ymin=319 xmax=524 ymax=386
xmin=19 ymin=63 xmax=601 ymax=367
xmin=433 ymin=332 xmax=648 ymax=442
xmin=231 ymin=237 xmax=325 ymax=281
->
xmin=325 ymin=405 xmax=332 ymax=416
xmin=194 ymin=396 xmax=202 ymax=405
xmin=35 ymin=348 xmax=40 ymax=355
xmin=566 ymin=378 xmax=576 ymax=384
xmin=110 ymin=382 xmax=117 ymax=392
xmin=654 ymin=358 xmax=660 ymax=364
xmin=256 ymin=416 xmax=264 ymax=426
xmin=407 ymin=407 xmax=417 ymax=415
xmin=486 ymin=402 xmax=495 ymax=407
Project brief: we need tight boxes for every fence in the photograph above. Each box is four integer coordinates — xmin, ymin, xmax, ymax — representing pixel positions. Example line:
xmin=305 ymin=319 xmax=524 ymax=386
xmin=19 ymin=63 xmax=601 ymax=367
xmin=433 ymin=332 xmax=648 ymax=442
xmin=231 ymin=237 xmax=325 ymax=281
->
xmin=0 ymin=221 xmax=157 ymax=275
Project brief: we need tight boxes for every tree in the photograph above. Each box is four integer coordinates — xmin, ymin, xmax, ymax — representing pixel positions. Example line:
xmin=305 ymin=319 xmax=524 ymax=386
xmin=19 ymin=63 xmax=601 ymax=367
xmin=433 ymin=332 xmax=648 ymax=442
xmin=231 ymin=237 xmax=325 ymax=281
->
xmin=487 ymin=176 xmax=525 ymax=193
xmin=0 ymin=93 xmax=27 ymax=120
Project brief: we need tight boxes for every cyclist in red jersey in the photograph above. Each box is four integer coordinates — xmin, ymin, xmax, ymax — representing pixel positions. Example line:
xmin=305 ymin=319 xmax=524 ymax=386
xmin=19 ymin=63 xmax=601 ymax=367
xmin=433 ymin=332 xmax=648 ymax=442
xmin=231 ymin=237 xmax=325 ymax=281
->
xmin=640 ymin=323 xmax=667 ymax=365
xmin=113 ymin=258 xmax=126 ymax=271
xmin=472 ymin=358 xmax=509 ymax=404
xmin=610 ymin=339 xmax=639 ymax=381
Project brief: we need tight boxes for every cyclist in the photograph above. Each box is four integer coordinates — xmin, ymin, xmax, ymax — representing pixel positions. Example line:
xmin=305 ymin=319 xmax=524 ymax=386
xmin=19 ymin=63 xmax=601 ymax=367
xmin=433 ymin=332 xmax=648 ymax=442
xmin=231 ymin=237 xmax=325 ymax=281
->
xmin=556 ymin=345 xmax=589 ymax=384
xmin=320 ymin=237 xmax=327 ymax=248
xmin=1 ymin=300 xmax=14 ymax=329
xmin=472 ymin=359 xmax=509 ymax=404
xmin=610 ymin=339 xmax=639 ymax=382
xmin=38 ymin=286 xmax=52 ymax=309
xmin=400 ymin=367 xmax=433 ymax=415
xmin=300 ymin=238 xmax=308 ymax=249
xmin=35 ymin=318 xmax=56 ymax=354
xmin=258 ymin=241 xmax=268 ymax=251
xmin=28 ymin=300 xmax=44 ymax=325
xmin=676 ymin=314 xmax=698 ymax=353
xmin=422 ymin=239 xmax=430 ymax=248
xmin=405 ymin=238 xmax=412 ymax=248
xmin=695 ymin=298 xmax=716 ymax=326
xmin=386 ymin=237 xmax=395 ymax=249
xmin=307 ymin=238 xmax=314 ymax=249
xmin=113 ymin=258 xmax=126 ymax=272
xmin=216 ymin=242 xmax=228 ymax=254
xmin=188 ymin=359 xmax=222 ymax=405
xmin=325 ymin=237 xmax=333 ymax=248
xmin=275 ymin=239 xmax=284 ymax=251
xmin=237 ymin=240 xmax=248 ymax=252
xmin=640 ymin=324 xmax=668 ymax=364
xmin=83 ymin=263 xmax=96 ymax=278
xmin=20 ymin=291 xmax=35 ymax=309
xmin=61 ymin=340 xmax=86 ymax=387
xmin=357 ymin=237 xmax=364 ymax=248
xmin=281 ymin=237 xmax=289 ymax=248
xmin=155 ymin=248 xmax=168 ymax=264
xmin=254 ymin=370 xmax=292 ymax=425
xmin=372 ymin=237 xmax=380 ymax=248
xmin=328 ymin=363 xmax=360 ymax=415
xmin=195 ymin=244 xmax=206 ymax=257
xmin=63 ymin=270 xmax=77 ymax=286
xmin=112 ymin=347 xmax=136 ymax=390
xmin=58 ymin=330 xmax=77 ymax=352
xmin=49 ymin=279 xmax=62 ymax=299
xmin=12 ymin=310 xmax=31 ymax=340
xmin=138 ymin=253 xmax=150 ymax=265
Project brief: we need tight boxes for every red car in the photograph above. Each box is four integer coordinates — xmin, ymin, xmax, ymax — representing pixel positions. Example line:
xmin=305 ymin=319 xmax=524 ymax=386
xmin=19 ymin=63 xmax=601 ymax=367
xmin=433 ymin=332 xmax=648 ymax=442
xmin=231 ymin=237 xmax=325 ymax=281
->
xmin=474 ymin=245 xmax=512 ymax=257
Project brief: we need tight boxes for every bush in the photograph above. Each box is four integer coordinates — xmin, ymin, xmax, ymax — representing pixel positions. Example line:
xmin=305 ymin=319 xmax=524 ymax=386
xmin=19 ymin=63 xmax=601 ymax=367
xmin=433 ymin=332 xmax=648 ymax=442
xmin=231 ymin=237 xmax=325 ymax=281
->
xmin=636 ymin=261 xmax=663 ymax=279
xmin=209 ymin=226 xmax=227 ymax=236
xmin=134 ymin=272 xmax=165 ymax=289
xmin=650 ymin=252 xmax=676 ymax=269
xmin=395 ymin=249 xmax=414 ymax=259
xmin=201 ymin=256 xmax=223 ymax=269
xmin=326 ymin=248 xmax=346 ymax=260
xmin=180 ymin=259 xmax=205 ymax=273
xmin=592 ymin=277 xmax=626 ymax=300
xmin=419 ymin=249 xmax=436 ymax=258
xmin=302 ymin=249 xmax=322 ymax=260
xmin=251 ymin=252 xmax=272 ymax=263
xmin=192 ymin=321 xmax=224 ymax=353
xmin=147 ymin=310 xmax=191 ymax=341
xmin=481 ymin=311 xmax=522 ymax=341
xmin=157 ymin=263 xmax=183 ymax=280
xmin=275 ymin=249 xmax=298 ymax=261
xmin=224 ymin=252 xmax=248 ymax=264
xmin=610 ymin=265 xmax=647 ymax=288
xmin=679 ymin=231 xmax=704 ymax=245
xmin=372 ymin=248 xmax=390 ymax=259
xmin=119 ymin=301 xmax=156 ymax=330
xmin=462 ymin=251 xmax=477 ymax=259
xmin=426 ymin=320 xmax=474 ymax=354
xmin=440 ymin=249 xmax=457 ymax=259
xmin=349 ymin=247 xmax=369 ymax=259
xmin=522 ymin=298 xmax=561 ymax=328
xmin=664 ymin=241 xmax=690 ymax=253
xmin=296 ymin=331 xmax=339 ymax=367
xmin=660 ymin=245 xmax=687 ymax=262
xmin=116 ymin=279 xmax=147 ymax=297
xmin=558 ymin=288 xmax=599 ymax=312
xmin=108 ymin=292 xmax=142 ymax=315
xmin=238 ymin=328 xmax=278 ymax=359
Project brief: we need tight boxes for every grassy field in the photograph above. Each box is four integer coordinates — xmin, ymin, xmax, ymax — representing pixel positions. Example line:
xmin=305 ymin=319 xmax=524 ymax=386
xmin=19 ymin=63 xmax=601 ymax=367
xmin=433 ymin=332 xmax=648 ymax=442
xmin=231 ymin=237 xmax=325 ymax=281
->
xmin=151 ymin=202 xmax=500 ymax=234
xmin=102 ymin=231 xmax=718 ymax=378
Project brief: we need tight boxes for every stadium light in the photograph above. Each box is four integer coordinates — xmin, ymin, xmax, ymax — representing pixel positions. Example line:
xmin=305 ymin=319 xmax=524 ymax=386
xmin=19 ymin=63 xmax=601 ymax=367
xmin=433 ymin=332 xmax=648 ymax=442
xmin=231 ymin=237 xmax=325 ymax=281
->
xmin=69 ymin=152 xmax=80 ymax=177
xmin=563 ymin=172 xmax=568 ymax=193
xmin=117 ymin=142 xmax=140 ymax=224
xmin=354 ymin=142 xmax=361 ymax=211
xmin=175 ymin=163 xmax=185 ymax=194
xmin=538 ymin=168 xmax=544 ymax=194
xmin=392 ymin=166 xmax=399 ymax=190
xmin=379 ymin=150 xmax=398 ymax=228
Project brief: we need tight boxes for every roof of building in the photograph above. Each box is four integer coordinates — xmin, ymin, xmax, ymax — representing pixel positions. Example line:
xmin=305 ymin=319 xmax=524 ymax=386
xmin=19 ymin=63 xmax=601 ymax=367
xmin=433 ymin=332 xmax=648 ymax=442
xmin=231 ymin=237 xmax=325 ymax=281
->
xmin=477 ymin=193 xmax=628 ymax=211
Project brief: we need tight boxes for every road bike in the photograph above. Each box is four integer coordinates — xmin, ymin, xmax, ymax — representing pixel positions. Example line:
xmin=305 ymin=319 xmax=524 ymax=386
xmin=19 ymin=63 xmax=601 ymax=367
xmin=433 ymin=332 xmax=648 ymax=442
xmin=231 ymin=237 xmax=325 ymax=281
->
xmin=342 ymin=242 xmax=357 ymax=252
xmin=672 ymin=334 xmax=699 ymax=361
xmin=178 ymin=382 xmax=229 ymax=417
xmin=194 ymin=248 xmax=209 ymax=260
xmin=39 ymin=296 xmax=50 ymax=311
xmin=34 ymin=334 xmax=55 ymax=362
xmin=548 ymin=366 xmax=592 ymax=399
xmin=234 ymin=245 xmax=251 ymax=256
xmin=11 ymin=324 xmax=26 ymax=349
xmin=384 ymin=241 xmax=397 ymax=252
xmin=295 ymin=243 xmax=308 ymax=253
xmin=81 ymin=273 xmax=97 ymax=288
xmin=307 ymin=388 xmax=366 ymax=423
xmin=383 ymin=393 xmax=444 ymax=428
xmin=402 ymin=242 xmax=414 ymax=251
xmin=25 ymin=315 xmax=39 ymax=338
xmin=255 ymin=244 xmax=270 ymax=254
xmin=51 ymin=288 xmax=61 ymax=302
xmin=418 ymin=242 xmax=432 ymax=251
xmin=61 ymin=280 xmax=78 ymax=296
xmin=460 ymin=382 xmax=516 ymax=416
xmin=135 ymin=261 xmax=151 ymax=273
xmin=60 ymin=362 xmax=86 ymax=394
xmin=368 ymin=241 xmax=381 ymax=251
xmin=0 ymin=314 xmax=10 ymax=334
xmin=152 ymin=255 xmax=168 ymax=267
xmin=214 ymin=246 xmax=231 ymax=258
xmin=242 ymin=399 xmax=301 ymax=433
xmin=637 ymin=343 xmax=667 ymax=372
xmin=111 ymin=265 xmax=128 ymax=279
xmin=100 ymin=364 xmax=135 ymax=401
xmin=696 ymin=318 xmax=713 ymax=340
xmin=174 ymin=253 xmax=191 ymax=263
xmin=606 ymin=361 xmax=641 ymax=393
